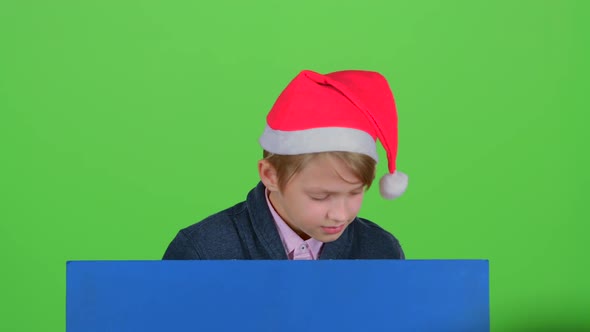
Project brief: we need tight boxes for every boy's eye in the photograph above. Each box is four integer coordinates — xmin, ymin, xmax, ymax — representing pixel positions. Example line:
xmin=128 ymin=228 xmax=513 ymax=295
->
xmin=310 ymin=195 xmax=328 ymax=201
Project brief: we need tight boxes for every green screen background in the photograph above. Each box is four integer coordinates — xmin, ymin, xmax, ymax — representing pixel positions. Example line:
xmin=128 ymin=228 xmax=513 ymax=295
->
xmin=1 ymin=0 xmax=588 ymax=331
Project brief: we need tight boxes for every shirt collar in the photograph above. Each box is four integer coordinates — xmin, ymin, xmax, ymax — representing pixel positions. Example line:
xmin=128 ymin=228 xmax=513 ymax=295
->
xmin=264 ymin=188 xmax=324 ymax=258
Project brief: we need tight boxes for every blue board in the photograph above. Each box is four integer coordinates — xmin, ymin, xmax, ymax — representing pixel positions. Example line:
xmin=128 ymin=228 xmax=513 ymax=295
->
xmin=67 ymin=260 xmax=489 ymax=331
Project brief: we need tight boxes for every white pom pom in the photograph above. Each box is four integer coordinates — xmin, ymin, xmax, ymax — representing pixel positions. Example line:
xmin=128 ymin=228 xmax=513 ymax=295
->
xmin=379 ymin=171 xmax=409 ymax=199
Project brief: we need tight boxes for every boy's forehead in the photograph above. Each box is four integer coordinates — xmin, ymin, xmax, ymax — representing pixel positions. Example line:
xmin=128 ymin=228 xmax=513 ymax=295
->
xmin=302 ymin=154 xmax=358 ymax=176
xmin=288 ymin=154 xmax=361 ymax=183
xmin=295 ymin=166 xmax=364 ymax=189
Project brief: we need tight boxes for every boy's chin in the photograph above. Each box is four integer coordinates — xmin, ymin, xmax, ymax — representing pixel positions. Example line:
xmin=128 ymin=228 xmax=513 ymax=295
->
xmin=317 ymin=235 xmax=342 ymax=243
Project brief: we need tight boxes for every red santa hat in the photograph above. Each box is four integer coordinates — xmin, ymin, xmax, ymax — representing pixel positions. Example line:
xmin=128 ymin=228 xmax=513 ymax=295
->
xmin=259 ymin=69 xmax=408 ymax=199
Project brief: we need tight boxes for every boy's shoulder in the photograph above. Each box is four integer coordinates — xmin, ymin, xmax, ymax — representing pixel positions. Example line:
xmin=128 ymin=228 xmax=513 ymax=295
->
xmin=349 ymin=216 xmax=405 ymax=259
xmin=163 ymin=201 xmax=252 ymax=260
xmin=182 ymin=201 xmax=248 ymax=237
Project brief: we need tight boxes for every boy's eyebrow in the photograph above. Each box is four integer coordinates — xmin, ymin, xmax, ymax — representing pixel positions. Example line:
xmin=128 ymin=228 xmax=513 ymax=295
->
xmin=306 ymin=184 xmax=365 ymax=193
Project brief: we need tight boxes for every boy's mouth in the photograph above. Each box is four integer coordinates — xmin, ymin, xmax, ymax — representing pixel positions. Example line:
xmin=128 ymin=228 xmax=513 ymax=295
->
xmin=321 ymin=224 xmax=345 ymax=234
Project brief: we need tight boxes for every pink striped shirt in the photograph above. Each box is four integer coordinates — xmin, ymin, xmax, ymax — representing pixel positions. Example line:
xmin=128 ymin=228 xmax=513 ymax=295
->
xmin=265 ymin=188 xmax=324 ymax=260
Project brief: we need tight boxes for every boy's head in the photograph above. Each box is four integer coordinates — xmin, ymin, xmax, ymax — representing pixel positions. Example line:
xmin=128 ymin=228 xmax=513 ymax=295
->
xmin=257 ymin=69 xmax=409 ymax=241
xmin=259 ymin=150 xmax=374 ymax=242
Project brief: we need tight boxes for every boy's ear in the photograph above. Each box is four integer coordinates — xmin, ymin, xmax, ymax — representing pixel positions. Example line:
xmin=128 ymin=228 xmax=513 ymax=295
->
xmin=258 ymin=159 xmax=280 ymax=191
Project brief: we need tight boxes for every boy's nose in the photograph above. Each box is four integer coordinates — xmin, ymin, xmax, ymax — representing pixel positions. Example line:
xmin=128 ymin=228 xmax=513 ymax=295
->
xmin=327 ymin=200 xmax=350 ymax=224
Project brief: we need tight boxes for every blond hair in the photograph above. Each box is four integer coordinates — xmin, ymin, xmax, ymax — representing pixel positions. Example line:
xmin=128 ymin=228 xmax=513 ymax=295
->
xmin=262 ymin=150 xmax=376 ymax=191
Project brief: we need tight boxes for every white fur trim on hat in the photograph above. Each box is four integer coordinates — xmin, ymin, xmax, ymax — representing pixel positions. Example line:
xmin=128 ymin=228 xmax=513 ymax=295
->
xmin=259 ymin=125 xmax=379 ymax=161
xmin=379 ymin=171 xmax=408 ymax=199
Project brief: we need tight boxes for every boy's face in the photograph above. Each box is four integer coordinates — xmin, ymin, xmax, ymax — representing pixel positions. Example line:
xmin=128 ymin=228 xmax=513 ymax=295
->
xmin=262 ymin=154 xmax=365 ymax=243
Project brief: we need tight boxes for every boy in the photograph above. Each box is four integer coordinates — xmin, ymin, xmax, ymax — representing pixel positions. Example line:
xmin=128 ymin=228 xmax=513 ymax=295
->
xmin=163 ymin=69 xmax=408 ymax=260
